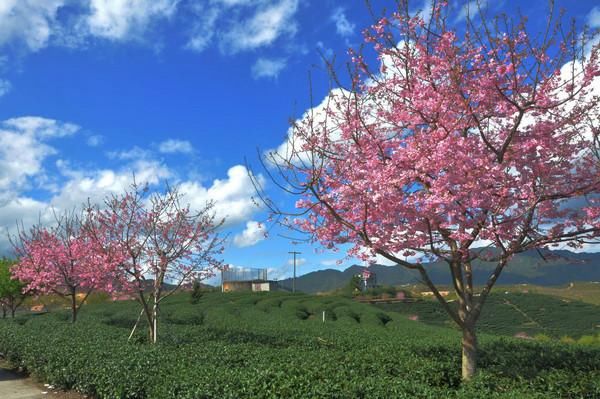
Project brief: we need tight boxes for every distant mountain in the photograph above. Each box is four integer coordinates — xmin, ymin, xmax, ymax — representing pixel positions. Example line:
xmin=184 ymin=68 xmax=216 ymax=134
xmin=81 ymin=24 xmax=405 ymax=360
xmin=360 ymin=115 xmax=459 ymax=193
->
xmin=277 ymin=249 xmax=600 ymax=293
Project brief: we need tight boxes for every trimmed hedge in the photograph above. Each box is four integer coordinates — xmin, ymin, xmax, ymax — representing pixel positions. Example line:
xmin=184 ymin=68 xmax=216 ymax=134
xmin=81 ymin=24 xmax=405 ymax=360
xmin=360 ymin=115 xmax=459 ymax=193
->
xmin=0 ymin=292 xmax=599 ymax=398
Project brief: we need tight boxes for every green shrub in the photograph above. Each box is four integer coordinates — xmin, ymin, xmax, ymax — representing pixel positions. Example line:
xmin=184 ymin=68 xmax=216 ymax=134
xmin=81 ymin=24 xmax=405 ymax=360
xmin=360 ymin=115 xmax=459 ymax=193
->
xmin=0 ymin=292 xmax=598 ymax=398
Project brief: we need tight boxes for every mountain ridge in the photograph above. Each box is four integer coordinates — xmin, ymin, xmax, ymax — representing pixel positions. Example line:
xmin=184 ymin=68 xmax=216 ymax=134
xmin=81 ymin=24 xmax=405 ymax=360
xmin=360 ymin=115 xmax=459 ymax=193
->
xmin=276 ymin=249 xmax=600 ymax=293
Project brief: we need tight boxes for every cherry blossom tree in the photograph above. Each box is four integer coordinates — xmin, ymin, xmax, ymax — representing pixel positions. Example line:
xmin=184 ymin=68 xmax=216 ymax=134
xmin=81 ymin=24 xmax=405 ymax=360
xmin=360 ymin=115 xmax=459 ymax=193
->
xmin=262 ymin=1 xmax=600 ymax=380
xmin=91 ymin=182 xmax=225 ymax=343
xmin=12 ymin=211 xmax=123 ymax=323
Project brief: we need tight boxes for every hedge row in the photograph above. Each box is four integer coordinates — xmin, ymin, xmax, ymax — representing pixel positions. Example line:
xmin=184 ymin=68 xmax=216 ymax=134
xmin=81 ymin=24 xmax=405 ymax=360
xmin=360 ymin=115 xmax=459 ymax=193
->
xmin=0 ymin=292 xmax=599 ymax=398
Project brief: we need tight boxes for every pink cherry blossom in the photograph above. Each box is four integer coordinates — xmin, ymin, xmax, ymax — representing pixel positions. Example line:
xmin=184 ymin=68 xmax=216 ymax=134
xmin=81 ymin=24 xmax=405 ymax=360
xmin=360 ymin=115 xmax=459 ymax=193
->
xmin=268 ymin=1 xmax=600 ymax=381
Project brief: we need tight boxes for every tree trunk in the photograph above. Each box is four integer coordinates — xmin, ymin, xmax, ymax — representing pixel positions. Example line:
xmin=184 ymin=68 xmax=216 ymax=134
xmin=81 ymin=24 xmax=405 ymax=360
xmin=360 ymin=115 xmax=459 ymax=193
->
xmin=151 ymin=299 xmax=158 ymax=344
xmin=70 ymin=291 xmax=78 ymax=323
xmin=9 ymin=297 xmax=16 ymax=318
xmin=1 ymin=305 xmax=6 ymax=319
xmin=461 ymin=323 xmax=478 ymax=381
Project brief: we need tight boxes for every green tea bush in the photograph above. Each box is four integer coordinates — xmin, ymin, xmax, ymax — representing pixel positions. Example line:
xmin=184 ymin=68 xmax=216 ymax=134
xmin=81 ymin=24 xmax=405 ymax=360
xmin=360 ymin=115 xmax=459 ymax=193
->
xmin=0 ymin=292 xmax=599 ymax=398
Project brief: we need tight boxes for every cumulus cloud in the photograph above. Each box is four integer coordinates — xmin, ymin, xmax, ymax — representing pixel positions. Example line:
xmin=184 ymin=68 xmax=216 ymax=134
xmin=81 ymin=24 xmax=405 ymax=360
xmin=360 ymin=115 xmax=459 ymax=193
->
xmin=187 ymin=0 xmax=299 ymax=54
xmin=0 ymin=0 xmax=179 ymax=52
xmin=158 ymin=139 xmax=194 ymax=154
xmin=50 ymin=159 xmax=172 ymax=210
xmin=85 ymin=0 xmax=178 ymax=41
xmin=330 ymin=8 xmax=354 ymax=38
xmin=0 ymin=116 xmax=79 ymax=204
xmin=251 ymin=57 xmax=287 ymax=79
xmin=409 ymin=0 xmax=434 ymax=23
xmin=0 ymin=196 xmax=53 ymax=254
xmin=179 ymin=165 xmax=265 ymax=226
xmin=587 ymin=6 xmax=600 ymax=28
xmin=266 ymin=88 xmax=349 ymax=166
xmin=0 ymin=116 xmax=80 ymax=253
xmin=0 ymin=117 xmax=267 ymax=254
xmin=233 ymin=220 xmax=266 ymax=247
xmin=3 ymin=116 xmax=79 ymax=138
xmin=0 ymin=0 xmax=301 ymax=75
xmin=222 ymin=0 xmax=298 ymax=53
xmin=0 ymin=0 xmax=67 ymax=51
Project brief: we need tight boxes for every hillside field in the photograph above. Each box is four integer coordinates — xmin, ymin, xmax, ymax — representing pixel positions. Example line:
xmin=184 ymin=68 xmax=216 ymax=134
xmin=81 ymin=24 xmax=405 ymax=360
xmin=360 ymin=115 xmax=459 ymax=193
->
xmin=0 ymin=291 xmax=599 ymax=398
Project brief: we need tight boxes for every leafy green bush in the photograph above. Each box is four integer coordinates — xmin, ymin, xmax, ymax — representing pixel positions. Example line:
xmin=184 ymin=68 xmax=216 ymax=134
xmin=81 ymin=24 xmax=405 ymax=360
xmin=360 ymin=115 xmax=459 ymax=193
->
xmin=0 ymin=292 xmax=598 ymax=398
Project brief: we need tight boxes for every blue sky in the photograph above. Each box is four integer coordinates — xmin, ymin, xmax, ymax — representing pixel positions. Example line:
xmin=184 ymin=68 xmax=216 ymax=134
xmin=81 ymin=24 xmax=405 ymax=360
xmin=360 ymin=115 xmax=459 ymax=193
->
xmin=0 ymin=0 xmax=598 ymax=282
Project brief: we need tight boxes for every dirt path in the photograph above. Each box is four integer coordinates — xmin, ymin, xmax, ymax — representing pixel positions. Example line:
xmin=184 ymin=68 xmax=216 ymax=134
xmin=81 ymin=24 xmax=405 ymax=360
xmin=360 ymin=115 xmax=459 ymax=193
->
xmin=0 ymin=366 xmax=84 ymax=399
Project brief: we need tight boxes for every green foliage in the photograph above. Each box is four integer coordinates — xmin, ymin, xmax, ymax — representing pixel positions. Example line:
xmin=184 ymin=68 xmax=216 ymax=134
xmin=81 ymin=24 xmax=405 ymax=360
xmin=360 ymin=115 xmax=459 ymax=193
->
xmin=0 ymin=258 xmax=27 ymax=317
xmin=190 ymin=280 xmax=204 ymax=304
xmin=533 ymin=333 xmax=552 ymax=343
xmin=577 ymin=335 xmax=600 ymax=347
xmin=0 ymin=292 xmax=599 ymax=398
xmin=377 ymin=292 xmax=600 ymax=338
xmin=0 ymin=258 xmax=23 ymax=297
xmin=364 ymin=285 xmax=398 ymax=298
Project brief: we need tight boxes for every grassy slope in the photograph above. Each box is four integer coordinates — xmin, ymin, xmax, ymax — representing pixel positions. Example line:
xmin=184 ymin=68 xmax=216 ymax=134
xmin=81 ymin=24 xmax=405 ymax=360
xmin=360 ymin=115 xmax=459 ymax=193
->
xmin=377 ymin=290 xmax=600 ymax=339
xmin=0 ymin=292 xmax=599 ymax=398
xmin=516 ymin=282 xmax=600 ymax=306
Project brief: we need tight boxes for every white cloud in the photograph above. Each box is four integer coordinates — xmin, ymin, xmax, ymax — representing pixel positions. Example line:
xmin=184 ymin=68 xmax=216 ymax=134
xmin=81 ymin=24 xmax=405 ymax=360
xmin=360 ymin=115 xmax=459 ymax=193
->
xmin=588 ymin=6 xmax=600 ymax=28
xmin=331 ymin=8 xmax=354 ymax=38
xmin=320 ymin=259 xmax=341 ymax=267
xmin=0 ymin=118 xmax=266 ymax=254
xmin=158 ymin=139 xmax=194 ymax=154
xmin=316 ymin=41 xmax=333 ymax=60
xmin=251 ymin=57 xmax=287 ymax=79
xmin=0 ymin=196 xmax=53 ymax=254
xmin=185 ymin=5 xmax=220 ymax=52
xmin=220 ymin=0 xmax=299 ymax=53
xmin=86 ymin=134 xmax=104 ymax=147
xmin=3 ymin=116 xmax=79 ymax=138
xmin=0 ymin=0 xmax=179 ymax=51
xmin=0 ymin=116 xmax=79 ymax=204
xmin=233 ymin=220 xmax=266 ymax=247
xmin=266 ymin=266 xmax=289 ymax=280
xmin=0 ymin=116 xmax=80 ymax=253
xmin=266 ymin=88 xmax=349 ymax=166
xmin=187 ymin=0 xmax=300 ymax=54
xmin=455 ymin=0 xmax=488 ymax=23
xmin=179 ymin=165 xmax=265 ymax=226
xmin=49 ymin=159 xmax=172 ymax=210
xmin=410 ymin=0 xmax=433 ymax=23
xmin=0 ymin=0 xmax=67 ymax=51
xmin=107 ymin=146 xmax=152 ymax=160
xmin=0 ymin=79 xmax=11 ymax=97
xmin=0 ymin=0 xmax=300 ymax=64
xmin=85 ymin=0 xmax=178 ymax=41
xmin=287 ymin=257 xmax=306 ymax=266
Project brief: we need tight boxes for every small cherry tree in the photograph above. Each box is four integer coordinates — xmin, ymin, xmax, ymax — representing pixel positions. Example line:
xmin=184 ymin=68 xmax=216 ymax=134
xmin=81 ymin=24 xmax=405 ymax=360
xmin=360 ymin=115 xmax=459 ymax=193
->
xmin=12 ymin=211 xmax=122 ymax=323
xmin=263 ymin=1 xmax=600 ymax=380
xmin=91 ymin=183 xmax=225 ymax=343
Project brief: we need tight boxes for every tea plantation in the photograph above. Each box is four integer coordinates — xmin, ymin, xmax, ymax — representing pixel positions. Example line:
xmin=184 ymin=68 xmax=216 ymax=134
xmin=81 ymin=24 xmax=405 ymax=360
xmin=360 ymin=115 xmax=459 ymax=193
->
xmin=1 ymin=292 xmax=599 ymax=398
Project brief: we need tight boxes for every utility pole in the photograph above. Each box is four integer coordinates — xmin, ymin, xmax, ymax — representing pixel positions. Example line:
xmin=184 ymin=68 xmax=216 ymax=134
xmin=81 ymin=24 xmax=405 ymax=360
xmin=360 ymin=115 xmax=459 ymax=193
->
xmin=288 ymin=251 xmax=301 ymax=293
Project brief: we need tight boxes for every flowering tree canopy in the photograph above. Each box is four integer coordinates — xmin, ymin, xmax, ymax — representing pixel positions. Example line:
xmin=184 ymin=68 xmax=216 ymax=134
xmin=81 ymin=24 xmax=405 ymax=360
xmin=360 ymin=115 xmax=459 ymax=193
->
xmin=12 ymin=211 xmax=123 ymax=322
xmin=265 ymin=1 xmax=600 ymax=380
xmin=91 ymin=182 xmax=225 ymax=343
